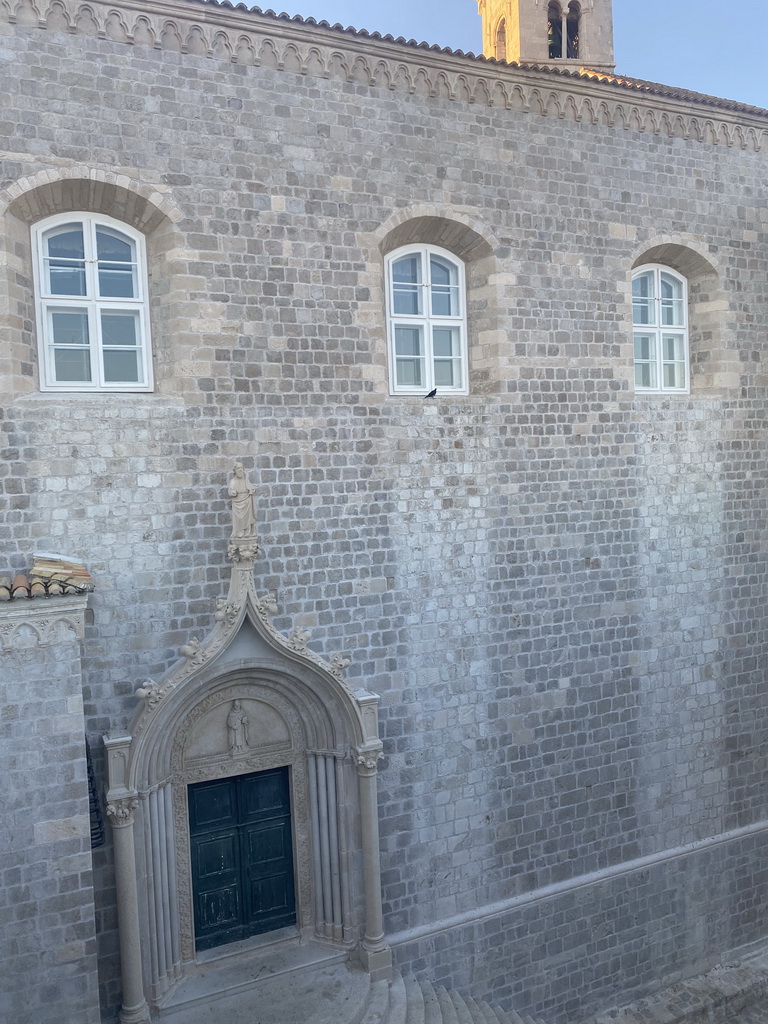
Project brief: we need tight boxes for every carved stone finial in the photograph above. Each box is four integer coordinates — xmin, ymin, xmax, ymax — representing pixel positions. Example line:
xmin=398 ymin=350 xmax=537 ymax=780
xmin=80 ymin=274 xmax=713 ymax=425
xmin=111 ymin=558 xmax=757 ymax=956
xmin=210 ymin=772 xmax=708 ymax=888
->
xmin=329 ymin=653 xmax=351 ymax=679
xmin=228 ymin=462 xmax=260 ymax=563
xmin=179 ymin=637 xmax=207 ymax=665
xmin=135 ymin=679 xmax=169 ymax=710
xmin=214 ymin=597 xmax=238 ymax=625
xmin=255 ymin=591 xmax=279 ymax=618
xmin=288 ymin=626 xmax=311 ymax=651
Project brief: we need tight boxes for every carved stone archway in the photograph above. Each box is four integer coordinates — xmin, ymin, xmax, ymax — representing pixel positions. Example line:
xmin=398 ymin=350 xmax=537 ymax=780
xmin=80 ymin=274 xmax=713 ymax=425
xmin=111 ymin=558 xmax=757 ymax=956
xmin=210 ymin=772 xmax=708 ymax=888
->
xmin=104 ymin=492 xmax=390 ymax=1022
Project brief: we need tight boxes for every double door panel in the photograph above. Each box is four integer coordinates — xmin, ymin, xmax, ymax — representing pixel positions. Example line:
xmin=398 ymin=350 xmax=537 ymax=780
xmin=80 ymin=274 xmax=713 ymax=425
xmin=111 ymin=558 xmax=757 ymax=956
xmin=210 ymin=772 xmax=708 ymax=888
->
xmin=189 ymin=767 xmax=296 ymax=951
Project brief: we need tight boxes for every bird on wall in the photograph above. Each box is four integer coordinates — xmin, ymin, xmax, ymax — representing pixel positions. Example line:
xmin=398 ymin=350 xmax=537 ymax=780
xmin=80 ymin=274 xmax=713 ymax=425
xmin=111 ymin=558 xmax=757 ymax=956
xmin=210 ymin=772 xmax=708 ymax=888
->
xmin=424 ymin=388 xmax=438 ymax=399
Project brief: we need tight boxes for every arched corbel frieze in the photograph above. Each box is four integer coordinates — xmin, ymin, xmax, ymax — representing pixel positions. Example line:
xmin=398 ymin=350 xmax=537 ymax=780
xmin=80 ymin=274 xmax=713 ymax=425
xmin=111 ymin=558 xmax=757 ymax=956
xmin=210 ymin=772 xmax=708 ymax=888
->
xmin=3 ymin=0 xmax=766 ymax=150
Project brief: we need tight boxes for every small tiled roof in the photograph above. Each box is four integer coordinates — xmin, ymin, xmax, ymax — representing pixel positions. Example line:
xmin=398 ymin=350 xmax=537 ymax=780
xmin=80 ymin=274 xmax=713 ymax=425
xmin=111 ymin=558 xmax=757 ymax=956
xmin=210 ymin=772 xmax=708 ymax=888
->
xmin=187 ymin=1 xmax=768 ymax=118
xmin=0 ymin=562 xmax=94 ymax=601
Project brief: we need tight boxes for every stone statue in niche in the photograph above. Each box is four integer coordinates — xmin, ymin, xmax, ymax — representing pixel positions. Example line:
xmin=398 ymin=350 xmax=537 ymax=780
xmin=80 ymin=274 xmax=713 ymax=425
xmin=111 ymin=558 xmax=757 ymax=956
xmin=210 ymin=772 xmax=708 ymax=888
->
xmin=227 ymin=462 xmax=260 ymax=562
xmin=227 ymin=700 xmax=249 ymax=756
xmin=228 ymin=462 xmax=257 ymax=539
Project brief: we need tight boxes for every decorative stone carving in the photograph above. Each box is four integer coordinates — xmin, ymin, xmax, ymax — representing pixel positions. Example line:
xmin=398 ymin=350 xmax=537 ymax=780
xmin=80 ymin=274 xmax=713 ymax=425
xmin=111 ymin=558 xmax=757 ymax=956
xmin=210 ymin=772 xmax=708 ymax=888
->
xmin=106 ymin=795 xmax=139 ymax=827
xmin=134 ymin=679 xmax=171 ymax=710
xmin=228 ymin=462 xmax=261 ymax=563
xmin=355 ymin=747 xmax=384 ymax=774
xmin=0 ymin=0 xmax=765 ymax=157
xmin=214 ymin=598 xmax=238 ymax=625
xmin=255 ymin=591 xmax=278 ymax=619
xmin=288 ymin=626 xmax=311 ymax=651
xmin=179 ymin=637 xmax=206 ymax=665
xmin=329 ymin=653 xmax=351 ymax=679
xmin=226 ymin=699 xmax=249 ymax=756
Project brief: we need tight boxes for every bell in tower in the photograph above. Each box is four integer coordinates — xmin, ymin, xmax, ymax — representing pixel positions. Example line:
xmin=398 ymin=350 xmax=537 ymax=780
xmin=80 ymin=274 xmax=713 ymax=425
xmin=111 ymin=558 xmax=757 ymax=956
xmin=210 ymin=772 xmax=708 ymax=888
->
xmin=476 ymin=0 xmax=615 ymax=72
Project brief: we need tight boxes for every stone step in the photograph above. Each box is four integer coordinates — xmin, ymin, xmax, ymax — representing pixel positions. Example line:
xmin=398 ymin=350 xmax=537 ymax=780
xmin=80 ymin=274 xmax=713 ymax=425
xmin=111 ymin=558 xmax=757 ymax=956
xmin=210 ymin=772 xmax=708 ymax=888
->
xmin=435 ymin=985 xmax=460 ymax=1024
xmin=359 ymin=977 xmax=391 ymax=1024
xmin=387 ymin=971 xmax=409 ymax=1024
xmin=421 ymin=976 xmax=444 ymax=1024
xmin=398 ymin=973 xmax=547 ymax=1024
xmin=403 ymin=973 xmax=426 ymax=1024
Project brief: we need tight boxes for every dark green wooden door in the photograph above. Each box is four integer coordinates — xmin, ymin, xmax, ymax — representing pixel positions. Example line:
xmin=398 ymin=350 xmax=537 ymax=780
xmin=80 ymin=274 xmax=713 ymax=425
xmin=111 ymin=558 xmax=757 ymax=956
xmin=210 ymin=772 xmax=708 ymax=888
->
xmin=188 ymin=767 xmax=296 ymax=951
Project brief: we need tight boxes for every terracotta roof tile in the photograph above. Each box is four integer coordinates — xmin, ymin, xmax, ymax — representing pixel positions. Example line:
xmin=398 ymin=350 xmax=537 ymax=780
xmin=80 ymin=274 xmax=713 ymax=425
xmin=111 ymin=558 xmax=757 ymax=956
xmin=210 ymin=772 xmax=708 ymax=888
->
xmin=182 ymin=0 xmax=768 ymax=118
xmin=1 ymin=561 xmax=94 ymax=600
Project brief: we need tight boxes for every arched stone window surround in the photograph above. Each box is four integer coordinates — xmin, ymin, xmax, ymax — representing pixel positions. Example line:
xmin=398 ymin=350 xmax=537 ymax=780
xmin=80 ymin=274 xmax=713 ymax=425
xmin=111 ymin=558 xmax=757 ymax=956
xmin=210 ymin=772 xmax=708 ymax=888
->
xmin=105 ymin=565 xmax=389 ymax=1018
xmin=494 ymin=16 xmax=507 ymax=62
xmin=369 ymin=207 xmax=506 ymax=396
xmin=0 ymin=169 xmax=182 ymax=396
xmin=630 ymin=237 xmax=733 ymax=393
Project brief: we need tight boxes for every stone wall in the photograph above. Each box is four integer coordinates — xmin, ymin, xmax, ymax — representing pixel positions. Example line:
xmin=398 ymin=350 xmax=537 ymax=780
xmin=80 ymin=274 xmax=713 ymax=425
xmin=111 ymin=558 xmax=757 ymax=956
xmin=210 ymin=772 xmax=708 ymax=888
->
xmin=1 ymin=3 xmax=768 ymax=1021
xmin=0 ymin=597 xmax=100 ymax=1024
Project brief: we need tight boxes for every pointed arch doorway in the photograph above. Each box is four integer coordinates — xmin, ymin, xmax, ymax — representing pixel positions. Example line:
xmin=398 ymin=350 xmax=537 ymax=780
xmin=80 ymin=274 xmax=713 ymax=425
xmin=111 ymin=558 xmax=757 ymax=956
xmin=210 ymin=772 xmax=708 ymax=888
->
xmin=105 ymin=560 xmax=390 ymax=1022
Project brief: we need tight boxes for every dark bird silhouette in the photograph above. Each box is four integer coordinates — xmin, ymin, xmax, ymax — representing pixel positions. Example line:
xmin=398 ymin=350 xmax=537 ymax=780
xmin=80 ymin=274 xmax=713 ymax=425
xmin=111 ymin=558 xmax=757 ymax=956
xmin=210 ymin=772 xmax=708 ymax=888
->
xmin=423 ymin=388 xmax=438 ymax=399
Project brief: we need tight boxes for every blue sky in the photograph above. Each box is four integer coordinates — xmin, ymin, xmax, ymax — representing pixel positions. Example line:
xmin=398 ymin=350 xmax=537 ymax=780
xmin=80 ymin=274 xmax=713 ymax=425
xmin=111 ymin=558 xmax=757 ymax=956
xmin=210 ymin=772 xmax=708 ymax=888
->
xmin=274 ymin=1 xmax=768 ymax=110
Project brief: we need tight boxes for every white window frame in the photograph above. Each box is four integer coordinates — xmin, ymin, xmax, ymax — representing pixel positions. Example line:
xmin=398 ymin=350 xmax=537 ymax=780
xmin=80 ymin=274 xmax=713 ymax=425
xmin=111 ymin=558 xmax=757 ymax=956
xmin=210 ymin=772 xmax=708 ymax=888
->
xmin=632 ymin=264 xmax=689 ymax=395
xmin=33 ymin=212 xmax=153 ymax=392
xmin=385 ymin=244 xmax=469 ymax=397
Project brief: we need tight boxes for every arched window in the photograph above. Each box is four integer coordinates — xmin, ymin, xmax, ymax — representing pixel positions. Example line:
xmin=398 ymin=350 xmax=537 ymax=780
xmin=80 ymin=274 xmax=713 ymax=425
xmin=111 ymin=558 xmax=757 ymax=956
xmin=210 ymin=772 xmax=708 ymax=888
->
xmin=632 ymin=265 xmax=689 ymax=392
xmin=386 ymin=244 xmax=468 ymax=396
xmin=567 ymin=2 xmax=580 ymax=58
xmin=495 ymin=18 xmax=507 ymax=62
xmin=548 ymin=2 xmax=563 ymax=58
xmin=33 ymin=212 xmax=153 ymax=391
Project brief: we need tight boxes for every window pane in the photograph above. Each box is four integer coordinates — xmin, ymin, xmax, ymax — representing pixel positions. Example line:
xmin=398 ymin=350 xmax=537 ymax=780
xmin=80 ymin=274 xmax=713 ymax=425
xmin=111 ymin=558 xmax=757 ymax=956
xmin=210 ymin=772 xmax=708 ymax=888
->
xmin=632 ymin=272 xmax=654 ymax=326
xmin=430 ymin=256 xmax=459 ymax=316
xmin=394 ymin=326 xmax=423 ymax=357
xmin=46 ymin=225 xmax=87 ymax=296
xmin=97 ymin=227 xmax=137 ymax=298
xmin=396 ymin=359 xmax=424 ymax=387
xmin=54 ymin=347 xmax=92 ymax=382
xmin=434 ymin=360 xmax=460 ymax=387
xmin=101 ymin=312 xmax=139 ymax=346
xmin=660 ymin=272 xmax=684 ymax=326
xmin=662 ymin=334 xmax=684 ymax=361
xmin=433 ymin=327 xmax=459 ymax=358
xmin=633 ymin=334 xmax=653 ymax=361
xmin=662 ymin=334 xmax=686 ymax=389
xmin=392 ymin=254 xmax=422 ymax=316
xmin=634 ymin=361 xmax=656 ymax=389
xmin=633 ymin=332 xmax=656 ymax=389
xmin=103 ymin=350 xmax=140 ymax=383
xmin=51 ymin=310 xmax=89 ymax=346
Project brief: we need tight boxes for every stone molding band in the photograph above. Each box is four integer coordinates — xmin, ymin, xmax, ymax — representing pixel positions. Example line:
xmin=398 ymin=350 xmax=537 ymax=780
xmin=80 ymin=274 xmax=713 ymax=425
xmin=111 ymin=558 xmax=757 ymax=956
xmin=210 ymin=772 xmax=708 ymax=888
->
xmin=387 ymin=815 xmax=768 ymax=949
xmin=2 ymin=0 xmax=766 ymax=151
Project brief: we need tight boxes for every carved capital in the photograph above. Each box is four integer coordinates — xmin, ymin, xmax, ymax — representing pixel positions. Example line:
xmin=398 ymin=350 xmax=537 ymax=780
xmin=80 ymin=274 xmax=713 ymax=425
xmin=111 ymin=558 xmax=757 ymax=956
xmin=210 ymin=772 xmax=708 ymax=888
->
xmin=107 ymin=795 xmax=139 ymax=828
xmin=355 ymin=746 xmax=383 ymax=775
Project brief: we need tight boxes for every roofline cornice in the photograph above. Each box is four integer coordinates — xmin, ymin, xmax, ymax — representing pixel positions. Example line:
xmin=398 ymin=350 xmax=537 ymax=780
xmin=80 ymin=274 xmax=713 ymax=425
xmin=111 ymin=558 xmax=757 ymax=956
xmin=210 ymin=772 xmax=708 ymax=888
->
xmin=4 ymin=0 xmax=768 ymax=148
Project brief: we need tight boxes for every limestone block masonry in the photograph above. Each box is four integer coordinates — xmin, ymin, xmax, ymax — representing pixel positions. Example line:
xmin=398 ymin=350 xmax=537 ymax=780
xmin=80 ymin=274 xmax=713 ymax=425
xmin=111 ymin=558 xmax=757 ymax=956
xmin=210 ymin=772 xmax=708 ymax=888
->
xmin=2 ymin=0 xmax=768 ymax=1022
xmin=0 ymin=596 xmax=100 ymax=1024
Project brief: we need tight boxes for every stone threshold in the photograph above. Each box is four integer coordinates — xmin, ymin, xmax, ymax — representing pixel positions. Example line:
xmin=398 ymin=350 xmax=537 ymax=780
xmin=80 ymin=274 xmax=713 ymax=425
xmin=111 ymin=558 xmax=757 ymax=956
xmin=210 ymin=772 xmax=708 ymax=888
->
xmin=158 ymin=931 xmax=353 ymax=1018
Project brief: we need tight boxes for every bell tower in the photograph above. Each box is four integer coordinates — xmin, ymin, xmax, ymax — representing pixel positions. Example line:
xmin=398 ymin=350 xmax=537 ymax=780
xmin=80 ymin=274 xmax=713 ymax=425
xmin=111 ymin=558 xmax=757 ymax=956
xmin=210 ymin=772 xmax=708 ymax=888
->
xmin=476 ymin=0 xmax=615 ymax=72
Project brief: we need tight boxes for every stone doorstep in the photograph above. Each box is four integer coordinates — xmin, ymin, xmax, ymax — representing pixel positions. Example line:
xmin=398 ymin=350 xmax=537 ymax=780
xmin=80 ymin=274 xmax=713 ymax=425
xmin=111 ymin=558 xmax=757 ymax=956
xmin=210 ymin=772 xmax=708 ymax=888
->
xmin=590 ymin=948 xmax=768 ymax=1024
xmin=157 ymin=934 xmax=356 ymax=1019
